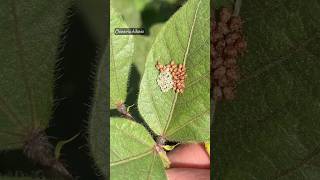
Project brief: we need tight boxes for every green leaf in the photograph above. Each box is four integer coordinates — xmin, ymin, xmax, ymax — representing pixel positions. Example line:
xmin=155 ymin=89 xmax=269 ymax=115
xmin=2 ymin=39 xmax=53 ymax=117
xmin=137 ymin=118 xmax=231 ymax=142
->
xmin=111 ymin=0 xmax=143 ymax=27
xmin=0 ymin=0 xmax=71 ymax=150
xmin=110 ymin=118 xmax=166 ymax=180
xmin=213 ymin=0 xmax=320 ymax=179
xmin=134 ymin=23 xmax=164 ymax=75
xmin=89 ymin=50 xmax=108 ymax=177
xmin=133 ymin=0 xmax=151 ymax=12
xmin=110 ymin=6 xmax=134 ymax=108
xmin=138 ymin=0 xmax=210 ymax=142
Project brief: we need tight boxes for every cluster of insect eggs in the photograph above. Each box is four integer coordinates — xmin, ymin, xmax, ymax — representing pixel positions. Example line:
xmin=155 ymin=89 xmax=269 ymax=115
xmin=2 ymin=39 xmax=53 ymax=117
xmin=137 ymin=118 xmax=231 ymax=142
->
xmin=156 ymin=61 xmax=187 ymax=93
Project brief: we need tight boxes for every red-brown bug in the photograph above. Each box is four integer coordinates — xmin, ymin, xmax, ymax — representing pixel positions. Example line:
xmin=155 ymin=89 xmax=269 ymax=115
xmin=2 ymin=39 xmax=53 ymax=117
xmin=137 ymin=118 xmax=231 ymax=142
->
xmin=156 ymin=61 xmax=187 ymax=94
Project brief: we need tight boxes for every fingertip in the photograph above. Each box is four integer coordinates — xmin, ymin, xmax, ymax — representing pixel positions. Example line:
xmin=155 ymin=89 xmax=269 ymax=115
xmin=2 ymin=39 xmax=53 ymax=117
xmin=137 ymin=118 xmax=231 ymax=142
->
xmin=166 ymin=168 xmax=210 ymax=180
xmin=167 ymin=143 xmax=210 ymax=168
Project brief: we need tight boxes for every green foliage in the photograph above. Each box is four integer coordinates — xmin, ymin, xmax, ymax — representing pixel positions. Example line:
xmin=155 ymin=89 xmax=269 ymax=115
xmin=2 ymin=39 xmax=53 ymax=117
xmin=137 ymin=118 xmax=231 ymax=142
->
xmin=107 ymin=0 xmax=210 ymax=179
xmin=111 ymin=0 xmax=143 ymax=27
xmin=213 ymin=0 xmax=320 ymax=179
xmin=134 ymin=23 xmax=163 ymax=74
xmin=0 ymin=0 xmax=71 ymax=150
xmin=110 ymin=7 xmax=134 ymax=108
xmin=111 ymin=0 xmax=163 ymax=76
xmin=110 ymin=118 xmax=165 ymax=180
xmin=133 ymin=0 xmax=151 ymax=12
xmin=138 ymin=0 xmax=210 ymax=142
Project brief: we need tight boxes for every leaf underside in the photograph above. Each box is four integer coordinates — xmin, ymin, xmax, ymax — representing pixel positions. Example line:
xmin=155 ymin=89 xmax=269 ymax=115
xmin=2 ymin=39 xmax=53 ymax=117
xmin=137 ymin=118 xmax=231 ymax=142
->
xmin=110 ymin=6 xmax=134 ymax=108
xmin=0 ymin=0 xmax=71 ymax=150
xmin=138 ymin=0 xmax=210 ymax=142
xmin=110 ymin=118 xmax=166 ymax=180
xmin=213 ymin=0 xmax=320 ymax=179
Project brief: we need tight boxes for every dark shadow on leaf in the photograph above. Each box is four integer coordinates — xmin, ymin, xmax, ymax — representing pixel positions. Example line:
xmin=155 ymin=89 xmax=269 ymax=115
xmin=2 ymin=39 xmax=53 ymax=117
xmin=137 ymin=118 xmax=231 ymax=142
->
xmin=110 ymin=109 xmax=122 ymax=117
xmin=0 ymin=150 xmax=44 ymax=177
xmin=47 ymin=6 xmax=100 ymax=180
xmin=124 ymin=64 xmax=158 ymax=140
xmin=141 ymin=0 xmax=187 ymax=34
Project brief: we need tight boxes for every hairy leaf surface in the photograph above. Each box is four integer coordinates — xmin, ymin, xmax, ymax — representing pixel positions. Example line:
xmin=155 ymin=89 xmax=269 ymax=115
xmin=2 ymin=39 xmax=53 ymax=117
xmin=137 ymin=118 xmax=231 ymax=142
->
xmin=138 ymin=0 xmax=210 ymax=142
xmin=89 ymin=50 xmax=108 ymax=177
xmin=0 ymin=0 xmax=71 ymax=150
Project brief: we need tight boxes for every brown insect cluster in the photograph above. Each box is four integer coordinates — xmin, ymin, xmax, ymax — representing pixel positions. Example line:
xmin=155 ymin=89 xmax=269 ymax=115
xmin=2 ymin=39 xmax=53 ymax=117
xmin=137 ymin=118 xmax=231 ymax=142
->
xmin=156 ymin=61 xmax=187 ymax=93
xmin=212 ymin=7 xmax=247 ymax=101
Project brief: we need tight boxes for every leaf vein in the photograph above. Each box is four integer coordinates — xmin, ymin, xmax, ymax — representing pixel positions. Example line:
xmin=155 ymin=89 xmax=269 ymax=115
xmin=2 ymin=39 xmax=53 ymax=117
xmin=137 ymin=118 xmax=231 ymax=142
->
xmin=163 ymin=0 xmax=202 ymax=135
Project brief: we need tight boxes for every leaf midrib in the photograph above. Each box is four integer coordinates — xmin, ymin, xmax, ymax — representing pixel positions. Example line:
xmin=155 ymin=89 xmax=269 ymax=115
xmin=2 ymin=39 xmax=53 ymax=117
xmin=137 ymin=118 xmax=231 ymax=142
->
xmin=163 ymin=0 xmax=202 ymax=135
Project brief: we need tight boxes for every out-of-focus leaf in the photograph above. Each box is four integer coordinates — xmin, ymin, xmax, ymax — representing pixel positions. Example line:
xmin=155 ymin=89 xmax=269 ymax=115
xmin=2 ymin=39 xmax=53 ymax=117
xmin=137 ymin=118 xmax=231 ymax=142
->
xmin=133 ymin=0 xmax=151 ymax=12
xmin=134 ymin=23 xmax=164 ymax=75
xmin=111 ymin=0 xmax=143 ymax=27
xmin=89 ymin=49 xmax=108 ymax=177
xmin=213 ymin=0 xmax=320 ymax=179
xmin=0 ymin=0 xmax=71 ymax=150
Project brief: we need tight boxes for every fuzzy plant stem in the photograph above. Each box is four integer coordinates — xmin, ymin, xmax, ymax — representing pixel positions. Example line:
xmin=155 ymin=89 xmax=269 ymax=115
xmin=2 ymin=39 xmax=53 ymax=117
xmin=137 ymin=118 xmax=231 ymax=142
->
xmin=23 ymin=129 xmax=73 ymax=180
xmin=116 ymin=102 xmax=159 ymax=142
xmin=233 ymin=0 xmax=242 ymax=16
